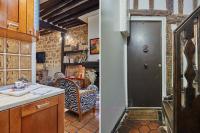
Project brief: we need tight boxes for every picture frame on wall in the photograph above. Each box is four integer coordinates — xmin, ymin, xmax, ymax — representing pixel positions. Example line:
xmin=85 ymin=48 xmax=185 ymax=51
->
xmin=90 ymin=38 xmax=99 ymax=55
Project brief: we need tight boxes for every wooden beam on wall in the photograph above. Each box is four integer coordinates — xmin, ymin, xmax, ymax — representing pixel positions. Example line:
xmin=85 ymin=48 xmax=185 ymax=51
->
xmin=130 ymin=9 xmax=170 ymax=16
xmin=149 ymin=0 xmax=154 ymax=10
xmin=61 ymin=33 xmax=65 ymax=73
xmin=134 ymin=0 xmax=138 ymax=9
xmin=193 ymin=0 xmax=198 ymax=10
xmin=166 ymin=0 xmax=174 ymax=13
xmin=178 ymin=0 xmax=184 ymax=14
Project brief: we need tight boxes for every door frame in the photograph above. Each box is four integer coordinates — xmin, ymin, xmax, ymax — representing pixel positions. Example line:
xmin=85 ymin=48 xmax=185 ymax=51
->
xmin=125 ymin=16 xmax=167 ymax=107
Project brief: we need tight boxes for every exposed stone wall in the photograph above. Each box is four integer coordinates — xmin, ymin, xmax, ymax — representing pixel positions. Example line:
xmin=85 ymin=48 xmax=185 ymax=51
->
xmin=64 ymin=24 xmax=88 ymax=51
xmin=36 ymin=32 xmax=61 ymax=77
xmin=0 ymin=37 xmax=32 ymax=86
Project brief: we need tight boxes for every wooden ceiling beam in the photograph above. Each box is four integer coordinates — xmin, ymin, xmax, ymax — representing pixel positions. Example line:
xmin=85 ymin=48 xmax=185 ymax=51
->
xmin=40 ymin=30 xmax=53 ymax=36
xmin=40 ymin=20 xmax=67 ymax=32
xmin=56 ymin=18 xmax=76 ymax=26
xmin=40 ymin=0 xmax=81 ymax=19
xmin=48 ymin=0 xmax=98 ymax=22
xmin=40 ymin=0 xmax=63 ymax=10
xmin=64 ymin=23 xmax=85 ymax=29
xmin=58 ymin=19 xmax=80 ymax=27
xmin=52 ymin=4 xmax=98 ymax=24
xmin=40 ymin=0 xmax=74 ymax=17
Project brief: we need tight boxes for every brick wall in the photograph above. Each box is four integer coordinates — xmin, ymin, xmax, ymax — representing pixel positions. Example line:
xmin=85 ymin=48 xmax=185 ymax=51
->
xmin=36 ymin=32 xmax=61 ymax=77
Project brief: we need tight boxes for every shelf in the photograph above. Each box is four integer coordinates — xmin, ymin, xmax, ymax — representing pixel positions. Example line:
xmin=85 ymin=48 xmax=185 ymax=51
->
xmin=64 ymin=50 xmax=88 ymax=54
xmin=64 ymin=61 xmax=99 ymax=70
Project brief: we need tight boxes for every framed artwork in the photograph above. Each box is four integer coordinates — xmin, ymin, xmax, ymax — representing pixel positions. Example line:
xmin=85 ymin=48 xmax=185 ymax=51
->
xmin=90 ymin=38 xmax=99 ymax=54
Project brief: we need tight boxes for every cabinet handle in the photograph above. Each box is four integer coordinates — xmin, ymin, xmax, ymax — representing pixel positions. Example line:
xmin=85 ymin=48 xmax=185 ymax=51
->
xmin=7 ymin=22 xmax=19 ymax=29
xmin=36 ymin=102 xmax=50 ymax=109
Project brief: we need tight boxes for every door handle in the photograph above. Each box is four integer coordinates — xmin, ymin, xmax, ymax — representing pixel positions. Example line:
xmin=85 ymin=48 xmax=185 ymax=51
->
xmin=158 ymin=64 xmax=162 ymax=67
xmin=144 ymin=64 xmax=148 ymax=69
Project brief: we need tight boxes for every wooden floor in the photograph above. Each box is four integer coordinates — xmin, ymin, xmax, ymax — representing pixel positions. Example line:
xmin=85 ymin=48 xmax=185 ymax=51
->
xmin=64 ymin=109 xmax=99 ymax=133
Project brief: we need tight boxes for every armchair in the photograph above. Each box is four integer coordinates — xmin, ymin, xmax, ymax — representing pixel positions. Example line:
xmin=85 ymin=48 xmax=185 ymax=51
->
xmin=54 ymin=78 xmax=97 ymax=121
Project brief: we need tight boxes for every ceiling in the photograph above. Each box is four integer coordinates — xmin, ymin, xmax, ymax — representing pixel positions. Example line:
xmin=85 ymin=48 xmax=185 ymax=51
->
xmin=39 ymin=0 xmax=99 ymax=35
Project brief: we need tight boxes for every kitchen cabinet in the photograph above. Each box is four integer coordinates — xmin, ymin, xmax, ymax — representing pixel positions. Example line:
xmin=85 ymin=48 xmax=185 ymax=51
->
xmin=0 ymin=94 xmax=64 ymax=133
xmin=0 ymin=0 xmax=7 ymax=28
xmin=19 ymin=0 xmax=27 ymax=33
xmin=0 ymin=0 xmax=37 ymax=42
xmin=27 ymin=0 xmax=35 ymax=36
xmin=7 ymin=0 xmax=27 ymax=33
xmin=7 ymin=0 xmax=19 ymax=31
xmin=0 ymin=110 xmax=9 ymax=133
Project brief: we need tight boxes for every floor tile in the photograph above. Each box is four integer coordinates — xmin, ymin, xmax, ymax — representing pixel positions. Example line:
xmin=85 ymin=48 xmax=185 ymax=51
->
xmin=65 ymin=109 xmax=99 ymax=133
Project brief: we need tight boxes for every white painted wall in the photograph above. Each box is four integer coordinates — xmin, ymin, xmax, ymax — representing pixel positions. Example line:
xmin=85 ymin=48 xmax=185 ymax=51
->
xmin=138 ymin=0 xmax=149 ymax=9
xmin=154 ymin=0 xmax=166 ymax=10
xmin=183 ymin=0 xmax=193 ymax=15
xmin=32 ymin=0 xmax=39 ymax=83
xmin=101 ymin=0 xmax=127 ymax=132
xmin=173 ymin=0 xmax=179 ymax=14
xmin=88 ymin=15 xmax=99 ymax=62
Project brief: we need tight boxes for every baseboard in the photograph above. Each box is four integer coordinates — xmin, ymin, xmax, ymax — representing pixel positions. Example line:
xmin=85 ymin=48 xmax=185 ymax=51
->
xmin=111 ymin=108 xmax=127 ymax=133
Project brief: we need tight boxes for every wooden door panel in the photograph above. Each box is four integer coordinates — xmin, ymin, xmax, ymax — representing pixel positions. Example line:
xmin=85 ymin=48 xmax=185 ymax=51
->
xmin=0 ymin=0 xmax=7 ymax=28
xmin=27 ymin=0 xmax=34 ymax=35
xmin=0 ymin=110 xmax=9 ymax=133
xmin=7 ymin=0 xmax=19 ymax=31
xmin=19 ymin=0 xmax=27 ymax=33
xmin=22 ymin=106 xmax=58 ymax=133
xmin=128 ymin=21 xmax=162 ymax=107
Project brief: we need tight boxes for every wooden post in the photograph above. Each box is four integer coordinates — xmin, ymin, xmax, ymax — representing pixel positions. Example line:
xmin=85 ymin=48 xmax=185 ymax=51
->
xmin=134 ymin=0 xmax=138 ymax=9
xmin=178 ymin=0 xmax=184 ymax=14
xmin=61 ymin=32 xmax=65 ymax=74
xmin=149 ymin=0 xmax=154 ymax=10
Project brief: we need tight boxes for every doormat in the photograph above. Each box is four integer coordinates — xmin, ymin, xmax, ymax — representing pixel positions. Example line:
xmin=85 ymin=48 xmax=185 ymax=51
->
xmin=127 ymin=109 xmax=160 ymax=121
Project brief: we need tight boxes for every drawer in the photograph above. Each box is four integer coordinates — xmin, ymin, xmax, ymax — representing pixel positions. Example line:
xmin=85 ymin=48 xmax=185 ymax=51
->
xmin=22 ymin=96 xmax=58 ymax=117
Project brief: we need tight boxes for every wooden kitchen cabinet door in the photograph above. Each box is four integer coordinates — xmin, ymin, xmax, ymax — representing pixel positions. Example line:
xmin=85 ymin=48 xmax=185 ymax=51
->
xmin=7 ymin=0 xmax=19 ymax=31
xmin=18 ymin=0 xmax=27 ymax=33
xmin=0 ymin=0 xmax=7 ymax=28
xmin=27 ymin=0 xmax=35 ymax=36
xmin=22 ymin=106 xmax=58 ymax=133
xmin=0 ymin=110 xmax=9 ymax=133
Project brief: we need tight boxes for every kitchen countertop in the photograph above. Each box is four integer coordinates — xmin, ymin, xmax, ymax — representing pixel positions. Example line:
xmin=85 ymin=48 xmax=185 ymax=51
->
xmin=0 ymin=84 xmax=64 ymax=112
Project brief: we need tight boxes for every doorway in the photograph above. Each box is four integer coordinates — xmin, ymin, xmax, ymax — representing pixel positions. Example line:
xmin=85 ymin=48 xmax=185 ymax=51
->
xmin=128 ymin=17 xmax=166 ymax=107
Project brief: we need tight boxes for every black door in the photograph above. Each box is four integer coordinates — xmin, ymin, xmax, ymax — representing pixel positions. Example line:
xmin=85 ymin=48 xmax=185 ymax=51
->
xmin=128 ymin=21 xmax=162 ymax=107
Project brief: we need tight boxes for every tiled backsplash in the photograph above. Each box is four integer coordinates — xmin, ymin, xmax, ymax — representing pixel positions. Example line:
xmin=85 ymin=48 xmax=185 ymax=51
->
xmin=0 ymin=37 xmax=32 ymax=86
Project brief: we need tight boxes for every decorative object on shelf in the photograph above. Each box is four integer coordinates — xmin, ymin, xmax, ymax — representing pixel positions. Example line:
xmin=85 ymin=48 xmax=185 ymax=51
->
xmin=90 ymin=38 xmax=99 ymax=54
xmin=85 ymin=69 xmax=97 ymax=85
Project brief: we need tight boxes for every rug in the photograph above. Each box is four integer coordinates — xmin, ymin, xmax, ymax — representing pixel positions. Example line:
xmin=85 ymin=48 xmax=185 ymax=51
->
xmin=127 ymin=109 xmax=160 ymax=121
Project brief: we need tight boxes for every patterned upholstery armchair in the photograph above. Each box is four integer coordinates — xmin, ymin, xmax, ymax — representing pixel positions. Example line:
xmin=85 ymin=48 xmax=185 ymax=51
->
xmin=54 ymin=78 xmax=97 ymax=121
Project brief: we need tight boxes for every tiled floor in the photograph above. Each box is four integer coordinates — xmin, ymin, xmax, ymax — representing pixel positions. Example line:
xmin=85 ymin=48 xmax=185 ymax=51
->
xmin=64 ymin=109 xmax=99 ymax=133
xmin=117 ymin=119 xmax=161 ymax=133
